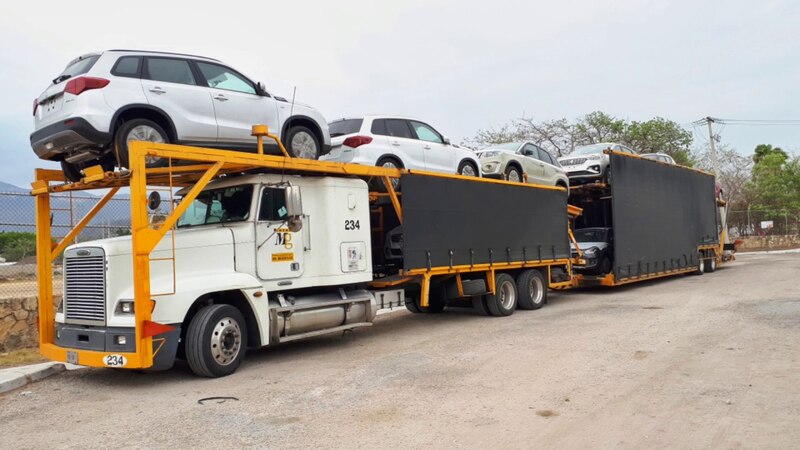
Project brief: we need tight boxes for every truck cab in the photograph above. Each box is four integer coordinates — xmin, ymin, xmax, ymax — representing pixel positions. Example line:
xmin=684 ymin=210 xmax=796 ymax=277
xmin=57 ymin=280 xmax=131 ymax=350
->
xmin=56 ymin=174 xmax=385 ymax=376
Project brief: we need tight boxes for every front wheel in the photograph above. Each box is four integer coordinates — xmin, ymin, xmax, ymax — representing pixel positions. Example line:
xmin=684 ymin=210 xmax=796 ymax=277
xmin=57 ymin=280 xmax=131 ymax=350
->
xmin=505 ymin=165 xmax=522 ymax=183
xmin=284 ymin=125 xmax=320 ymax=159
xmin=185 ymin=304 xmax=248 ymax=378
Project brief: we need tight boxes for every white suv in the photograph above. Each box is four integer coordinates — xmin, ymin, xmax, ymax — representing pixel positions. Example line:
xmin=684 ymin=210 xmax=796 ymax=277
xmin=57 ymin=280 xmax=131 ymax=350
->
xmin=557 ymin=142 xmax=637 ymax=185
xmin=31 ymin=50 xmax=331 ymax=181
xmin=321 ymin=116 xmax=480 ymax=177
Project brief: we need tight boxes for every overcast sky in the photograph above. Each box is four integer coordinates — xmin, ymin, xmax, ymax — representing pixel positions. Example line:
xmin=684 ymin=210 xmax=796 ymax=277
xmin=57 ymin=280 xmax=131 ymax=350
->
xmin=1 ymin=0 xmax=798 ymax=187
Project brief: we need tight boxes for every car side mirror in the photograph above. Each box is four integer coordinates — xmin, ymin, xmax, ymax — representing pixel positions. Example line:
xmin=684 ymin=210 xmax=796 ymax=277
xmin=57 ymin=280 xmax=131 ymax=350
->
xmin=256 ymin=81 xmax=268 ymax=96
xmin=443 ymin=136 xmax=451 ymax=145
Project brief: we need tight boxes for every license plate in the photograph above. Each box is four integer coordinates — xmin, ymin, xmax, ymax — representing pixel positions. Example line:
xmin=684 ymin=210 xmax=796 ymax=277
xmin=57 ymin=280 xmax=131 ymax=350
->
xmin=66 ymin=350 xmax=78 ymax=365
xmin=103 ymin=354 xmax=128 ymax=367
xmin=42 ymin=96 xmax=63 ymax=115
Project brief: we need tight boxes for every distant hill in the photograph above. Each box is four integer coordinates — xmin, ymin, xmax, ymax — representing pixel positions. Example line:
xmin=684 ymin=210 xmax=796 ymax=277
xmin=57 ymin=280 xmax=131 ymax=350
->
xmin=0 ymin=181 xmax=29 ymax=193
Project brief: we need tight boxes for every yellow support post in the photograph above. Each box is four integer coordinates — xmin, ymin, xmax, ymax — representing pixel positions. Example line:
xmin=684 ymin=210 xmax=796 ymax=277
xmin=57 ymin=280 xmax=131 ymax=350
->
xmin=382 ymin=176 xmax=403 ymax=223
xmin=34 ymin=171 xmax=55 ymax=349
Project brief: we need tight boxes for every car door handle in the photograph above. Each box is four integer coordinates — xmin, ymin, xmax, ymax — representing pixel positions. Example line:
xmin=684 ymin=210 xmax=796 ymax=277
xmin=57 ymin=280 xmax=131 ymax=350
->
xmin=390 ymin=141 xmax=400 ymax=146
xmin=148 ymin=87 xmax=166 ymax=94
xmin=213 ymin=94 xmax=228 ymax=101
xmin=423 ymin=144 xmax=431 ymax=150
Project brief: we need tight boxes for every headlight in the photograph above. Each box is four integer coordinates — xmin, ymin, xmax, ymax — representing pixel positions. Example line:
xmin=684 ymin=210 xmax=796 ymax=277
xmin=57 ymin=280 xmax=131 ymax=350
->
xmin=480 ymin=151 xmax=501 ymax=158
xmin=116 ymin=299 xmax=135 ymax=315
xmin=583 ymin=247 xmax=599 ymax=256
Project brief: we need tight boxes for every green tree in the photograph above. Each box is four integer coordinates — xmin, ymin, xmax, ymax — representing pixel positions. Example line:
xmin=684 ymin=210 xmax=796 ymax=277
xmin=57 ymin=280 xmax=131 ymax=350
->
xmin=753 ymin=144 xmax=787 ymax=164
xmin=574 ymin=111 xmax=627 ymax=144
xmin=746 ymin=147 xmax=800 ymax=216
xmin=624 ymin=117 xmax=695 ymax=166
xmin=0 ymin=232 xmax=37 ymax=262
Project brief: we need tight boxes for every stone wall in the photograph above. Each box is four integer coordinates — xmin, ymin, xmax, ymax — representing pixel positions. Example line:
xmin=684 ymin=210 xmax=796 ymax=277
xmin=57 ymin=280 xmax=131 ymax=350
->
xmin=0 ymin=297 xmax=39 ymax=352
xmin=737 ymin=235 xmax=800 ymax=251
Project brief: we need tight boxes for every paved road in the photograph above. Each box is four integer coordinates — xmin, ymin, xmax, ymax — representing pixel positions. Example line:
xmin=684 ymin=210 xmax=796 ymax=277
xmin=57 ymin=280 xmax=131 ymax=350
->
xmin=1 ymin=253 xmax=798 ymax=449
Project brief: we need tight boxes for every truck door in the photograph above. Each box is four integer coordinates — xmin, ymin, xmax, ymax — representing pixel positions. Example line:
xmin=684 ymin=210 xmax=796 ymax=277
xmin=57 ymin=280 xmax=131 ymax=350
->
xmin=255 ymin=186 xmax=305 ymax=280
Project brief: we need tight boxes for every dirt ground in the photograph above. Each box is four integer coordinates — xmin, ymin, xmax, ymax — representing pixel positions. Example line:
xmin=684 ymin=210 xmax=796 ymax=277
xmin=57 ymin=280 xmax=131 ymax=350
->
xmin=0 ymin=252 xmax=798 ymax=449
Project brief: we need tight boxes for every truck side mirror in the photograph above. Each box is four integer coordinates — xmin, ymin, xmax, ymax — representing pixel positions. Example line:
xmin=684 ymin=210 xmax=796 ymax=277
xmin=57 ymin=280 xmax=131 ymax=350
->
xmin=285 ymin=186 xmax=303 ymax=218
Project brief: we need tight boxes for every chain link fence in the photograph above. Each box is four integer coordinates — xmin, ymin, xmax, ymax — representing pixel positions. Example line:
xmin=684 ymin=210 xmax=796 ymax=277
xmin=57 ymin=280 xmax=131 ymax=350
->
xmin=726 ymin=209 xmax=800 ymax=238
xmin=0 ymin=191 xmax=132 ymax=300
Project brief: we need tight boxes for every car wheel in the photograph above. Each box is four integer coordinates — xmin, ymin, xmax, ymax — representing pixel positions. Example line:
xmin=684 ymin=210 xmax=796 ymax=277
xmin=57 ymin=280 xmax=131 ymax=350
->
xmin=485 ymin=273 xmax=518 ymax=316
xmin=60 ymin=160 xmax=84 ymax=183
xmin=599 ymin=256 xmax=612 ymax=275
xmin=516 ymin=269 xmax=547 ymax=310
xmin=285 ymin=125 xmax=320 ymax=159
xmin=185 ymin=304 xmax=247 ymax=378
xmin=458 ymin=161 xmax=478 ymax=177
xmin=115 ymin=119 xmax=170 ymax=169
xmin=376 ymin=157 xmax=402 ymax=190
xmin=505 ymin=165 xmax=522 ymax=183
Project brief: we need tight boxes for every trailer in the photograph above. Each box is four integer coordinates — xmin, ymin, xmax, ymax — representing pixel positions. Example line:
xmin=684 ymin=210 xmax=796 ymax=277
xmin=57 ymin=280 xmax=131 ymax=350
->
xmin=567 ymin=151 xmax=731 ymax=287
xmin=32 ymin=127 xmax=579 ymax=377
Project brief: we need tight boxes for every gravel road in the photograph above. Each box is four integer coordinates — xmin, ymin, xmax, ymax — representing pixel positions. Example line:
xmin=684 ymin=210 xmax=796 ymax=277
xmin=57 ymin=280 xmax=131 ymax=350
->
xmin=1 ymin=253 xmax=798 ymax=449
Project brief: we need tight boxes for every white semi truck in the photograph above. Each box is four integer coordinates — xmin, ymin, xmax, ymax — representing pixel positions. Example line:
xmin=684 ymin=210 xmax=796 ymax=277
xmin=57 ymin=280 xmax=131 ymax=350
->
xmin=34 ymin=139 xmax=574 ymax=377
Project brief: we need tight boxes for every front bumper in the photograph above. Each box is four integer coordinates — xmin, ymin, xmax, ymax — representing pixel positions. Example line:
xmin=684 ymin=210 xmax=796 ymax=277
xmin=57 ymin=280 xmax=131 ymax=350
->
xmin=30 ymin=117 xmax=112 ymax=160
xmin=53 ymin=323 xmax=181 ymax=370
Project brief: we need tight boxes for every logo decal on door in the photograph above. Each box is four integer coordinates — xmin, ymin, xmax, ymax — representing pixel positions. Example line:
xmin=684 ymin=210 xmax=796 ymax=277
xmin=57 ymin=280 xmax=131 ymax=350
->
xmin=275 ymin=227 xmax=294 ymax=249
xmin=272 ymin=252 xmax=295 ymax=262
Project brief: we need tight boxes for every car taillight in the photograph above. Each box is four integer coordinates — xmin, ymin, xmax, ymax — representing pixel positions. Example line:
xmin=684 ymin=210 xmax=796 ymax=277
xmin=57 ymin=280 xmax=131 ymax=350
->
xmin=64 ymin=76 xmax=110 ymax=96
xmin=32 ymin=99 xmax=39 ymax=116
xmin=342 ymin=135 xmax=373 ymax=148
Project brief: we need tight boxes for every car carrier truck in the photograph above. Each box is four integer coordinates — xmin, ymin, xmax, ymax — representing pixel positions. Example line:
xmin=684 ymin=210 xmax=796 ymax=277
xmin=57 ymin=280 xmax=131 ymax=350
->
xmin=32 ymin=128 xmax=577 ymax=377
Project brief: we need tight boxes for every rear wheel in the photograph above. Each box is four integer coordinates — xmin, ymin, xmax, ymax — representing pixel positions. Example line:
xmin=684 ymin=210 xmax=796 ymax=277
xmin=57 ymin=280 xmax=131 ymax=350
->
xmin=704 ymin=254 xmax=717 ymax=273
xmin=472 ymin=295 xmax=491 ymax=316
xmin=516 ymin=269 xmax=547 ymax=310
xmin=185 ymin=304 xmax=247 ymax=378
xmin=485 ymin=273 xmax=518 ymax=316
xmin=458 ymin=161 xmax=478 ymax=177
xmin=60 ymin=160 xmax=83 ymax=183
xmin=376 ymin=157 xmax=403 ymax=190
xmin=115 ymin=118 xmax=170 ymax=169
xmin=694 ymin=252 xmax=705 ymax=275
xmin=505 ymin=165 xmax=522 ymax=183
xmin=284 ymin=125 xmax=321 ymax=159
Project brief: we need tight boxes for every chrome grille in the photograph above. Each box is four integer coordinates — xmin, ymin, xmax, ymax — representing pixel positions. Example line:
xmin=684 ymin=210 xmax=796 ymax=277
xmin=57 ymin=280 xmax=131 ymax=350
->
xmin=561 ymin=157 xmax=587 ymax=166
xmin=64 ymin=248 xmax=106 ymax=324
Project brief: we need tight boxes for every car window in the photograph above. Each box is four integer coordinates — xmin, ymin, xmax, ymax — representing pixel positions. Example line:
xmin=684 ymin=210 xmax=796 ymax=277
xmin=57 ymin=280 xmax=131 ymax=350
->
xmin=537 ymin=148 xmax=556 ymax=165
xmin=384 ymin=119 xmax=414 ymax=139
xmin=370 ymin=119 xmax=387 ymax=135
xmin=111 ymin=56 xmax=141 ymax=78
xmin=330 ymin=119 xmax=363 ymax=137
xmin=54 ymin=55 xmax=100 ymax=84
xmin=258 ymin=187 xmax=288 ymax=221
xmin=409 ymin=121 xmax=443 ymax=144
xmin=145 ymin=58 xmax=196 ymax=85
xmin=196 ymin=62 xmax=256 ymax=95
xmin=620 ymin=145 xmax=634 ymax=154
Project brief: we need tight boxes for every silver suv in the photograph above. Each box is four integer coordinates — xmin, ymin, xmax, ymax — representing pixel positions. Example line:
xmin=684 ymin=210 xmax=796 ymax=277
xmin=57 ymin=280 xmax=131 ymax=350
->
xmin=557 ymin=142 xmax=636 ymax=185
xmin=31 ymin=50 xmax=331 ymax=181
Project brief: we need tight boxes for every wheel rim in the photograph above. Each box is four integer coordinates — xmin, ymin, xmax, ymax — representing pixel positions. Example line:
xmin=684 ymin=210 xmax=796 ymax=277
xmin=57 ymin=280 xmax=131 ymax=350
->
xmin=461 ymin=165 xmax=477 ymax=177
xmin=127 ymin=125 xmax=166 ymax=165
xmin=529 ymin=276 xmax=544 ymax=305
xmin=210 ymin=317 xmax=242 ymax=366
xmin=698 ymin=256 xmax=704 ymax=273
xmin=711 ymin=258 xmax=716 ymax=270
xmin=290 ymin=131 xmax=318 ymax=159
xmin=508 ymin=169 xmax=521 ymax=182
xmin=498 ymin=280 xmax=516 ymax=310
xmin=381 ymin=161 xmax=400 ymax=188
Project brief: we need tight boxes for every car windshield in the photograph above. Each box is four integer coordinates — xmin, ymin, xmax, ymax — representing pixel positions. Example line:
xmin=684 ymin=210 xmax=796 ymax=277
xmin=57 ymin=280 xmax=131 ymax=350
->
xmin=177 ymin=185 xmax=253 ymax=227
xmin=571 ymin=143 xmax=613 ymax=156
xmin=329 ymin=119 xmax=363 ymax=137
xmin=483 ymin=142 xmax=521 ymax=151
xmin=574 ymin=228 xmax=609 ymax=243
xmin=53 ymin=55 xmax=100 ymax=84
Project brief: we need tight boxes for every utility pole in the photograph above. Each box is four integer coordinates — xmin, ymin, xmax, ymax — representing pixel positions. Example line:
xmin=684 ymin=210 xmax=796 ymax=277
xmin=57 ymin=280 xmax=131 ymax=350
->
xmin=706 ymin=117 xmax=720 ymax=177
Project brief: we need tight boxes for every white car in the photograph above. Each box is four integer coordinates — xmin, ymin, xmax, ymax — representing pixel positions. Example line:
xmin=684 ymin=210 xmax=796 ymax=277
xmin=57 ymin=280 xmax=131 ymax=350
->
xmin=477 ymin=141 xmax=569 ymax=188
xmin=557 ymin=142 xmax=637 ymax=184
xmin=31 ymin=50 xmax=331 ymax=181
xmin=321 ymin=116 xmax=480 ymax=177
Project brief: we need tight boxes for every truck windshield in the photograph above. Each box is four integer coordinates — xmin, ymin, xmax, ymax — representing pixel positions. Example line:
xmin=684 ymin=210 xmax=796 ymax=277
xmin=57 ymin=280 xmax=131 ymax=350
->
xmin=177 ymin=185 xmax=253 ymax=227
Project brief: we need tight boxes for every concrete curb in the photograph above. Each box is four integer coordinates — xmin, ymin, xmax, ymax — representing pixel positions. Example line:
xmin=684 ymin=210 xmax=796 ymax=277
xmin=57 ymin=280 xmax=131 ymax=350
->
xmin=0 ymin=362 xmax=67 ymax=395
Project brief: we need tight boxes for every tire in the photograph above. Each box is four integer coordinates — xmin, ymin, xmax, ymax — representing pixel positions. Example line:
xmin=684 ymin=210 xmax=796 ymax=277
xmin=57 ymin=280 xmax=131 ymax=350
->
xmin=458 ymin=160 xmax=478 ymax=177
xmin=417 ymin=283 xmax=447 ymax=313
xmin=704 ymin=255 xmax=717 ymax=273
xmin=375 ymin=157 xmax=403 ymax=190
xmin=603 ymin=166 xmax=611 ymax=185
xmin=485 ymin=273 xmax=518 ymax=317
xmin=60 ymin=160 xmax=83 ymax=183
xmin=284 ymin=125 xmax=320 ymax=160
xmin=472 ymin=295 xmax=491 ymax=316
xmin=599 ymin=256 xmax=612 ymax=275
xmin=405 ymin=294 xmax=423 ymax=313
xmin=115 ymin=118 xmax=170 ymax=169
xmin=185 ymin=304 xmax=248 ymax=378
xmin=516 ymin=269 xmax=547 ymax=310
xmin=694 ymin=252 xmax=705 ymax=275
xmin=505 ymin=165 xmax=522 ymax=183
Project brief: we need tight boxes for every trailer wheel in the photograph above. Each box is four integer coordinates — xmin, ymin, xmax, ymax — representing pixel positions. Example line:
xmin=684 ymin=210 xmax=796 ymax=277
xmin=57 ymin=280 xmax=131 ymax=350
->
xmin=485 ymin=273 xmax=518 ymax=316
xmin=694 ymin=252 xmax=705 ymax=275
xmin=405 ymin=296 xmax=423 ymax=313
xmin=704 ymin=255 xmax=717 ymax=273
xmin=516 ymin=269 xmax=547 ymax=310
xmin=406 ymin=285 xmax=446 ymax=313
xmin=472 ymin=296 xmax=491 ymax=316
xmin=185 ymin=304 xmax=248 ymax=378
